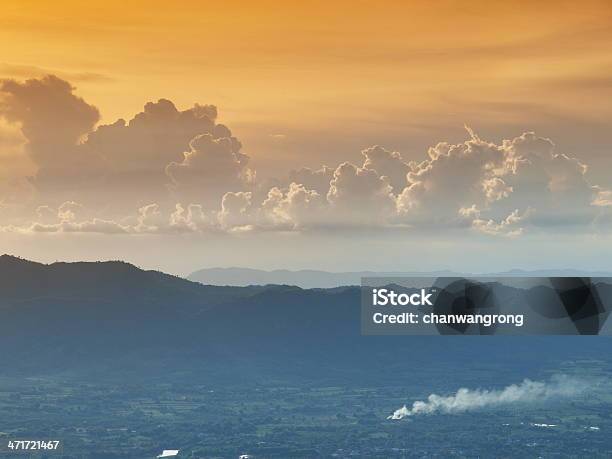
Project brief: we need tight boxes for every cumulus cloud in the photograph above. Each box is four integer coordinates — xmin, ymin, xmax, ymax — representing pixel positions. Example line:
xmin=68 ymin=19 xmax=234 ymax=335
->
xmin=288 ymin=166 xmax=334 ymax=196
xmin=85 ymin=99 xmax=218 ymax=183
xmin=218 ymin=191 xmax=254 ymax=230
xmin=169 ymin=203 xmax=208 ymax=232
xmin=0 ymin=75 xmax=243 ymax=209
xmin=388 ymin=376 xmax=585 ymax=419
xmin=0 ymin=75 xmax=101 ymax=191
xmin=397 ymin=129 xmax=509 ymax=224
xmin=393 ymin=128 xmax=609 ymax=233
xmin=361 ymin=145 xmax=410 ymax=193
xmin=498 ymin=132 xmax=597 ymax=226
xmin=471 ymin=208 xmax=533 ymax=238
xmin=0 ymin=75 xmax=99 ymax=154
xmin=166 ymin=134 xmax=254 ymax=207
xmin=327 ymin=162 xmax=397 ymax=226
xmin=1 ymin=75 xmax=611 ymax=237
xmin=260 ymin=183 xmax=326 ymax=229
xmin=0 ymin=119 xmax=30 ymax=178
xmin=132 ymin=203 xmax=166 ymax=233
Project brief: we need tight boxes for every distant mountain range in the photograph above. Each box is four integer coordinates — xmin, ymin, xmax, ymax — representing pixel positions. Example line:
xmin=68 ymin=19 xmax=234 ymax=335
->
xmin=188 ymin=266 xmax=612 ymax=288
xmin=1 ymin=254 xmax=610 ymax=383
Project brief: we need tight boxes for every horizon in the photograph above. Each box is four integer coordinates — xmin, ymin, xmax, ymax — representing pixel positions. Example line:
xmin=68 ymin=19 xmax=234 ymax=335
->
xmin=4 ymin=253 xmax=612 ymax=281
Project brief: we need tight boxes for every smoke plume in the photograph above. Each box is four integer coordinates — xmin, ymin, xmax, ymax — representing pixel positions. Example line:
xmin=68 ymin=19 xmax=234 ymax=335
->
xmin=387 ymin=376 xmax=585 ymax=419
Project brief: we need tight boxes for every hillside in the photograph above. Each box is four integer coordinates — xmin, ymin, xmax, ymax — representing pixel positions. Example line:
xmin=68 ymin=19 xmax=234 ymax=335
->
xmin=0 ymin=255 xmax=610 ymax=383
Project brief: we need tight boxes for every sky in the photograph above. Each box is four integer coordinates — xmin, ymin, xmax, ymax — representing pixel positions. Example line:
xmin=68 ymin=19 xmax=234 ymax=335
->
xmin=1 ymin=1 xmax=612 ymax=275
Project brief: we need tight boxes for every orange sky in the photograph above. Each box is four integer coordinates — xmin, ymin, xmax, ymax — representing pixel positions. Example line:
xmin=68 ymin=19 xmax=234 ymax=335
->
xmin=2 ymin=1 xmax=612 ymax=273
xmin=2 ymin=0 xmax=612 ymax=178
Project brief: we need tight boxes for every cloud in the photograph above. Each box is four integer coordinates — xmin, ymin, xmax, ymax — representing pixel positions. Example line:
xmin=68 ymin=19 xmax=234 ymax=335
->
xmin=395 ymin=129 xmax=608 ymax=232
xmin=218 ymin=191 xmax=254 ymax=230
xmin=86 ymin=99 xmax=218 ymax=182
xmin=593 ymin=188 xmax=612 ymax=207
xmin=327 ymin=162 xmax=397 ymax=226
xmin=82 ymin=98 xmax=227 ymax=209
xmin=3 ymin=200 xmax=128 ymax=234
xmin=361 ymin=145 xmax=410 ymax=193
xmin=388 ymin=376 xmax=585 ymax=419
xmin=471 ymin=208 xmax=532 ymax=238
xmin=35 ymin=204 xmax=57 ymax=222
xmin=0 ymin=75 xmax=99 ymax=149
xmin=7 ymin=127 xmax=603 ymax=236
xmin=3 ymin=201 xmax=209 ymax=235
xmin=57 ymin=201 xmax=84 ymax=222
xmin=482 ymin=177 xmax=512 ymax=203
xmin=260 ymin=183 xmax=326 ymax=229
xmin=0 ymin=118 xmax=29 ymax=177
xmin=0 ymin=62 xmax=113 ymax=83
xmin=0 ymin=76 xmax=238 ymax=209
xmin=169 ymin=203 xmax=208 ymax=232
xmin=132 ymin=203 xmax=166 ymax=233
xmin=498 ymin=132 xmax=597 ymax=226
xmin=0 ymin=75 xmax=101 ymax=190
xmin=166 ymin=134 xmax=254 ymax=207
xmin=29 ymin=218 xmax=129 ymax=234
xmin=1 ymin=75 xmax=611 ymax=237
xmin=397 ymin=129 xmax=509 ymax=224
xmin=288 ymin=166 xmax=334 ymax=196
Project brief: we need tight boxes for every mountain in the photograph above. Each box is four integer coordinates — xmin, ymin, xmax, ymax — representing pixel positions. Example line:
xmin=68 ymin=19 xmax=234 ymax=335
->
xmin=1 ymin=254 xmax=611 ymax=384
xmin=187 ymin=267 xmax=462 ymax=288
xmin=188 ymin=266 xmax=612 ymax=288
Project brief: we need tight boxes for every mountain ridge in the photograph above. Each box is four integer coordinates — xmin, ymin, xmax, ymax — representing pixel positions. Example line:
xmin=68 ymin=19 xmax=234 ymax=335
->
xmin=188 ymin=266 xmax=612 ymax=288
xmin=1 ymin=254 xmax=610 ymax=383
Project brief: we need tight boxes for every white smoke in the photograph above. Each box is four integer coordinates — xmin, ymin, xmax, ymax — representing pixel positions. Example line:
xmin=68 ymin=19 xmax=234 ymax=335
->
xmin=388 ymin=376 xmax=585 ymax=420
